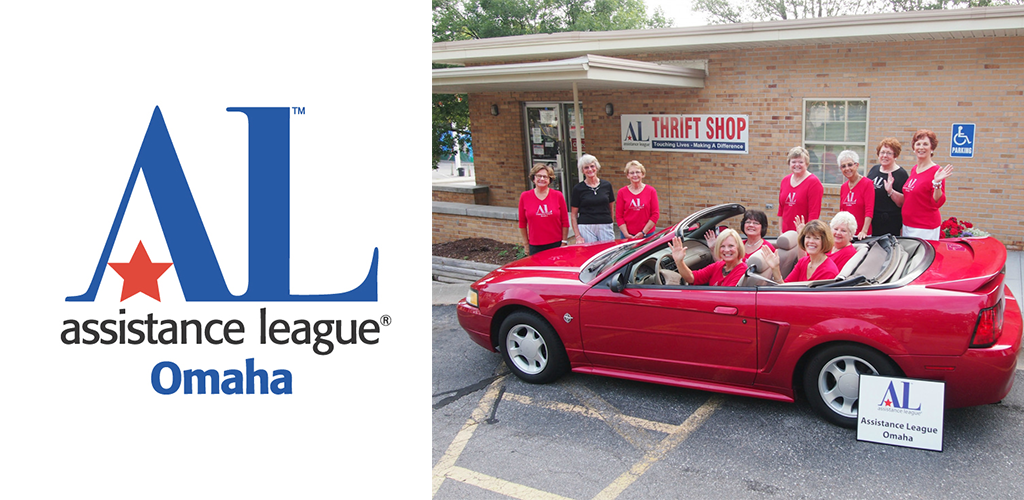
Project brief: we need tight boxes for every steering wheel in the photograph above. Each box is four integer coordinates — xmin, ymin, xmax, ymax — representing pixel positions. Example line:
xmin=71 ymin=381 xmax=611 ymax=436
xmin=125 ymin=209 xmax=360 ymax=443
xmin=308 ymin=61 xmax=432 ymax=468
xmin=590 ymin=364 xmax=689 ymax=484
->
xmin=654 ymin=252 xmax=685 ymax=285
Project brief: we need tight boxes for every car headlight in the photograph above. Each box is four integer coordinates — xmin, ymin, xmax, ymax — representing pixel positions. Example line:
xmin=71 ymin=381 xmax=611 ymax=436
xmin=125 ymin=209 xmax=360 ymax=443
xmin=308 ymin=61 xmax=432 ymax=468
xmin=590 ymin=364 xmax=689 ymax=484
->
xmin=467 ymin=288 xmax=479 ymax=307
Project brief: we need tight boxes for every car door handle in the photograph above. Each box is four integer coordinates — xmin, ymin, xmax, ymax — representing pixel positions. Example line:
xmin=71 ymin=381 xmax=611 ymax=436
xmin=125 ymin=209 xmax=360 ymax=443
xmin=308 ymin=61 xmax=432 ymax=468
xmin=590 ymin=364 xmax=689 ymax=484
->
xmin=713 ymin=306 xmax=738 ymax=315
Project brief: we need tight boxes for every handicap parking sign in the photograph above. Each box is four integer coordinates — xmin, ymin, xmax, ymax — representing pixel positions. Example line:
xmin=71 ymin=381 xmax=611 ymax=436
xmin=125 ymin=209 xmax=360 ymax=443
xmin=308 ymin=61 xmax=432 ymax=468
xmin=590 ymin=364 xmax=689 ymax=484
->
xmin=950 ymin=123 xmax=974 ymax=158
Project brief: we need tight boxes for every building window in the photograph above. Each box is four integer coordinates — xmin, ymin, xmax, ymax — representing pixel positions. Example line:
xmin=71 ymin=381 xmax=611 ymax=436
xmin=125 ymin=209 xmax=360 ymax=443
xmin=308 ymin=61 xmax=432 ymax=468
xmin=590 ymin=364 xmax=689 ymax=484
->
xmin=803 ymin=99 xmax=869 ymax=185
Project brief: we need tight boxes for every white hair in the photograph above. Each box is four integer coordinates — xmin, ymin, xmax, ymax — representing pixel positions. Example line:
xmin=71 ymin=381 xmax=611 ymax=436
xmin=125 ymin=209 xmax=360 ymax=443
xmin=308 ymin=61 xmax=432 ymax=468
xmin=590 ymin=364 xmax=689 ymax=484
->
xmin=578 ymin=154 xmax=601 ymax=171
xmin=837 ymin=150 xmax=859 ymax=166
xmin=831 ymin=211 xmax=858 ymax=234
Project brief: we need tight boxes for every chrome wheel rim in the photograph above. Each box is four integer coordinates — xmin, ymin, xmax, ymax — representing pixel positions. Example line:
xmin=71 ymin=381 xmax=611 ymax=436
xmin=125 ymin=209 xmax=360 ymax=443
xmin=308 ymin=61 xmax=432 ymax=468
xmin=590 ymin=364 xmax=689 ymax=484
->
xmin=817 ymin=355 xmax=879 ymax=419
xmin=506 ymin=323 xmax=548 ymax=375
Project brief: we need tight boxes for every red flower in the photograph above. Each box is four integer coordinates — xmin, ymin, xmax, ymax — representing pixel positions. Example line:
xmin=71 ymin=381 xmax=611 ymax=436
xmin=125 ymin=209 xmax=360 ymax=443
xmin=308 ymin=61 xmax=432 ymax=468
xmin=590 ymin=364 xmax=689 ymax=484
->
xmin=964 ymin=221 xmax=973 ymax=228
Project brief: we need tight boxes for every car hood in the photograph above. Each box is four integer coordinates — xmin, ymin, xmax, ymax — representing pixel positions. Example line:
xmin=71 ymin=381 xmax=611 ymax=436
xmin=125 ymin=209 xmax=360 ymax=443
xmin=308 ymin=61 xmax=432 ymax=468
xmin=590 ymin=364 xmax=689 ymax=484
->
xmin=475 ymin=241 xmax=624 ymax=286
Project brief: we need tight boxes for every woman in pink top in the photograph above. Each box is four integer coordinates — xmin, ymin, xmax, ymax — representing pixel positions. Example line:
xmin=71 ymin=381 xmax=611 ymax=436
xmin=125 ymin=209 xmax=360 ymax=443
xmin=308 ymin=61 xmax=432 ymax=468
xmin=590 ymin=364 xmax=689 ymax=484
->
xmin=741 ymin=210 xmax=774 ymax=261
xmin=778 ymin=146 xmax=823 ymax=233
xmin=669 ymin=229 xmax=748 ymax=287
xmin=837 ymin=150 xmax=874 ymax=239
xmin=828 ymin=212 xmax=858 ymax=272
xmin=762 ymin=220 xmax=838 ymax=283
xmin=615 ymin=160 xmax=659 ymax=239
xmin=518 ymin=163 xmax=569 ymax=255
xmin=901 ymin=129 xmax=954 ymax=239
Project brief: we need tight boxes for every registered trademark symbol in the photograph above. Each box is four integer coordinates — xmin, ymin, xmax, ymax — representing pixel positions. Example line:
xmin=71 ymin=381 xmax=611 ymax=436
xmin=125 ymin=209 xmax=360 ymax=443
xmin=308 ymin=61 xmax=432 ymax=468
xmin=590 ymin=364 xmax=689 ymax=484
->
xmin=381 ymin=315 xmax=391 ymax=326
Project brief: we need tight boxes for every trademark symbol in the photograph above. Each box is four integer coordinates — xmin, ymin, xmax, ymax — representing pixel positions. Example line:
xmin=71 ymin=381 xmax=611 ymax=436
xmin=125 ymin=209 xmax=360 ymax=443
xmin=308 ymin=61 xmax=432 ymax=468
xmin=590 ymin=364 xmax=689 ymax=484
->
xmin=380 ymin=315 xmax=391 ymax=326
xmin=292 ymin=107 xmax=305 ymax=115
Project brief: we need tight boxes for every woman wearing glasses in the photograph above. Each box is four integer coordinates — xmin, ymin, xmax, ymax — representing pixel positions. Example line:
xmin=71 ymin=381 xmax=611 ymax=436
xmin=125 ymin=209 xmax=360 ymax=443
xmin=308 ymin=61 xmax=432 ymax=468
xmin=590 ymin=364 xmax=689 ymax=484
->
xmin=518 ymin=163 xmax=569 ymax=255
xmin=571 ymin=154 xmax=616 ymax=244
xmin=865 ymin=138 xmax=908 ymax=238
xmin=615 ymin=160 xmax=660 ymax=240
xmin=740 ymin=210 xmax=774 ymax=261
xmin=901 ymin=129 xmax=954 ymax=240
xmin=837 ymin=150 xmax=874 ymax=240
xmin=777 ymin=146 xmax=823 ymax=233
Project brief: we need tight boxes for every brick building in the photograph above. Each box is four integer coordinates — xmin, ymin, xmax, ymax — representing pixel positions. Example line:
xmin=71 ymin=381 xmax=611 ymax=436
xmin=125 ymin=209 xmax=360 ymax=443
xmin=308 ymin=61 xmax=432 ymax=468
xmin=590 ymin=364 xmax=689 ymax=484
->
xmin=432 ymin=6 xmax=1024 ymax=248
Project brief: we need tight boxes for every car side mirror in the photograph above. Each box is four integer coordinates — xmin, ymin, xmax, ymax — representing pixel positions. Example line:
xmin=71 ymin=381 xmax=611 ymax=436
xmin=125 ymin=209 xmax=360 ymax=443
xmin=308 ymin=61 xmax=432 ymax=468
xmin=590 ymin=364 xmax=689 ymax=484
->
xmin=609 ymin=272 xmax=627 ymax=293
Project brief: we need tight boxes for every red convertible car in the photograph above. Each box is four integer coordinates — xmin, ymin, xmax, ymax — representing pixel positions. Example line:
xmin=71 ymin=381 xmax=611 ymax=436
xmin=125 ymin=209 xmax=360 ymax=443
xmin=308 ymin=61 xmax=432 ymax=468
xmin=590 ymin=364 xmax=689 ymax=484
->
xmin=457 ymin=204 xmax=1022 ymax=427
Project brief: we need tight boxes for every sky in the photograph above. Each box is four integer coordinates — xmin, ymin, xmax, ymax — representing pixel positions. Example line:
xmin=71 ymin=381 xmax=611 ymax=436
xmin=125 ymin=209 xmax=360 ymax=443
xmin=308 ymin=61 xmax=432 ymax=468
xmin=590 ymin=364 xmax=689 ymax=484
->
xmin=652 ymin=0 xmax=711 ymax=27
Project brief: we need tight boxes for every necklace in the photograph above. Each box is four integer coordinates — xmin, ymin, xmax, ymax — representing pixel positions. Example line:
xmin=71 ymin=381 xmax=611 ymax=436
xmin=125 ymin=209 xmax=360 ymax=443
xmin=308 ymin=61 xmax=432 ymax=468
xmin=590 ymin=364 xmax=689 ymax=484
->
xmin=586 ymin=179 xmax=601 ymax=195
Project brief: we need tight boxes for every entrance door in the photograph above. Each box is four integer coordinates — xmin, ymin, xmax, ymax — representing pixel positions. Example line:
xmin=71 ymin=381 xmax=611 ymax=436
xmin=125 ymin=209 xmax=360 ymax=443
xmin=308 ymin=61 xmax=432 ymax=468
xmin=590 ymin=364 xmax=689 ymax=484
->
xmin=524 ymin=103 xmax=583 ymax=205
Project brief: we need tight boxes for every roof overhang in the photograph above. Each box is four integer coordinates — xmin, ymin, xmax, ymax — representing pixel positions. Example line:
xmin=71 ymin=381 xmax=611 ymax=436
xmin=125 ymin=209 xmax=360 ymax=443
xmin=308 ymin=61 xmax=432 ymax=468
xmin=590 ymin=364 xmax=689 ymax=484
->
xmin=432 ymin=54 xmax=705 ymax=94
xmin=433 ymin=6 xmax=1024 ymax=65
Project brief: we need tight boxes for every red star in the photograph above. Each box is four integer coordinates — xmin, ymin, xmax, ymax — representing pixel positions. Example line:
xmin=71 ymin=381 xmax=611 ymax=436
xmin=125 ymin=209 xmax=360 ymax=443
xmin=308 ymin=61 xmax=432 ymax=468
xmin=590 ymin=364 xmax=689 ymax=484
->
xmin=884 ymin=400 xmax=892 ymax=407
xmin=108 ymin=241 xmax=173 ymax=301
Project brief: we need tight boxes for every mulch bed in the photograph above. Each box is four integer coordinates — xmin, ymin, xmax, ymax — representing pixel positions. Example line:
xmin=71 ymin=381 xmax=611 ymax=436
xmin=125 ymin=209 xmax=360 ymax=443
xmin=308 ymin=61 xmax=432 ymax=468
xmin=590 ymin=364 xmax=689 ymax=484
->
xmin=432 ymin=238 xmax=524 ymax=266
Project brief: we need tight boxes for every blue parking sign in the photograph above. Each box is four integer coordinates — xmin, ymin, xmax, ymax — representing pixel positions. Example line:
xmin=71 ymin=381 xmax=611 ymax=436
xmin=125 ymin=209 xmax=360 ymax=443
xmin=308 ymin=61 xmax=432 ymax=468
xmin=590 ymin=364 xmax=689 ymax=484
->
xmin=950 ymin=123 xmax=975 ymax=158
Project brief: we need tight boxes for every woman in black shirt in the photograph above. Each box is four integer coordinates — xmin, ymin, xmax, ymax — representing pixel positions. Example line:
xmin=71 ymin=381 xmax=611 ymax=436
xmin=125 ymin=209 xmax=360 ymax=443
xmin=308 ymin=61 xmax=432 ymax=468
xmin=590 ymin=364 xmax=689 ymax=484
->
xmin=570 ymin=154 xmax=616 ymax=244
xmin=865 ymin=137 xmax=908 ymax=238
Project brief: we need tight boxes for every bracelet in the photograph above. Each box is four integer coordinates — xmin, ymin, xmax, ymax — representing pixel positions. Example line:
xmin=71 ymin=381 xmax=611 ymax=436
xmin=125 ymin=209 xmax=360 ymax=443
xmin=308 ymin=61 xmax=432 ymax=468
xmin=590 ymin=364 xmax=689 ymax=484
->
xmin=932 ymin=181 xmax=942 ymax=189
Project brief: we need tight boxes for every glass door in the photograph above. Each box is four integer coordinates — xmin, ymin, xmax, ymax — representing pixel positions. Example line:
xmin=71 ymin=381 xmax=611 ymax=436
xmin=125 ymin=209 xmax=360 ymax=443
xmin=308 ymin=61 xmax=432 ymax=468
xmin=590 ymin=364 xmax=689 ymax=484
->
xmin=524 ymin=102 xmax=583 ymax=205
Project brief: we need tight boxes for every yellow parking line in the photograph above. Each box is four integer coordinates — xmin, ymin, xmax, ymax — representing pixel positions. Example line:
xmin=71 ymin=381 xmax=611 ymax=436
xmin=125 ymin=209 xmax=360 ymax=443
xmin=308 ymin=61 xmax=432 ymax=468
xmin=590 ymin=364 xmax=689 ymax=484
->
xmin=503 ymin=393 xmax=678 ymax=434
xmin=434 ymin=381 xmax=722 ymax=500
xmin=566 ymin=382 xmax=657 ymax=451
xmin=591 ymin=395 xmax=724 ymax=500
xmin=446 ymin=466 xmax=576 ymax=500
xmin=432 ymin=375 xmax=508 ymax=497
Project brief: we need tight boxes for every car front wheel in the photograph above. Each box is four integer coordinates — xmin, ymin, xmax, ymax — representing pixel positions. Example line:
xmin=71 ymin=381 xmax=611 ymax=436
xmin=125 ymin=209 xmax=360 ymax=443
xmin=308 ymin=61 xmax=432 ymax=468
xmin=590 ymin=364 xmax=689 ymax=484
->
xmin=803 ymin=344 xmax=901 ymax=428
xmin=498 ymin=311 xmax=569 ymax=384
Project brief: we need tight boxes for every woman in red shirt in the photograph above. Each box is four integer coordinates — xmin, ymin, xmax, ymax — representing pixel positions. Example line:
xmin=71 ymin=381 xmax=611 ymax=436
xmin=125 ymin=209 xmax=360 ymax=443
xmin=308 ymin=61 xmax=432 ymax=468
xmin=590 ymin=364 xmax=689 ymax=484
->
xmin=762 ymin=220 xmax=838 ymax=283
xmin=901 ymin=129 xmax=954 ymax=239
xmin=616 ymin=160 xmax=660 ymax=239
xmin=741 ymin=210 xmax=774 ymax=261
xmin=837 ymin=150 xmax=874 ymax=239
xmin=828 ymin=211 xmax=858 ymax=272
xmin=669 ymin=229 xmax=747 ymax=287
xmin=518 ymin=163 xmax=569 ymax=255
xmin=778 ymin=146 xmax=823 ymax=233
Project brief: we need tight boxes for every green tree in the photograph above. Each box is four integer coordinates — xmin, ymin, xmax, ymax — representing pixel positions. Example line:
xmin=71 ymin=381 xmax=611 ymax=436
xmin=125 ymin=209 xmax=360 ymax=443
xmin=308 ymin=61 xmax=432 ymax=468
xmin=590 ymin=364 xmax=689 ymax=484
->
xmin=431 ymin=0 xmax=671 ymax=168
xmin=694 ymin=0 xmax=1018 ymax=24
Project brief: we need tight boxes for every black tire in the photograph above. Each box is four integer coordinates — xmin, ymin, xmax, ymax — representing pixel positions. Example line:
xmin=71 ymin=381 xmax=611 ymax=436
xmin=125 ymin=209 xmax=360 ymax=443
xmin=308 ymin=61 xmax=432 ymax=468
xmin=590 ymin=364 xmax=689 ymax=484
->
xmin=498 ymin=311 xmax=570 ymax=384
xmin=803 ymin=344 xmax=902 ymax=428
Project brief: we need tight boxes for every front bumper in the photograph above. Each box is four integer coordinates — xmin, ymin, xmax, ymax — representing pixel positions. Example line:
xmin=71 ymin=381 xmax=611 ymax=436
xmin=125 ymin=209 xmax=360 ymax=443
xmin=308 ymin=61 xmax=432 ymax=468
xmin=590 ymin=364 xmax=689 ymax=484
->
xmin=456 ymin=299 xmax=496 ymax=352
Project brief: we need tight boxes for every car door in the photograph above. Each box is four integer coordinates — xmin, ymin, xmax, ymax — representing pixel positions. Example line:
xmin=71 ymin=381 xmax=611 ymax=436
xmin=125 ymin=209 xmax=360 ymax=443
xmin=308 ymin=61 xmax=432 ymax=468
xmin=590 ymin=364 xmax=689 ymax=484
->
xmin=579 ymin=276 xmax=758 ymax=386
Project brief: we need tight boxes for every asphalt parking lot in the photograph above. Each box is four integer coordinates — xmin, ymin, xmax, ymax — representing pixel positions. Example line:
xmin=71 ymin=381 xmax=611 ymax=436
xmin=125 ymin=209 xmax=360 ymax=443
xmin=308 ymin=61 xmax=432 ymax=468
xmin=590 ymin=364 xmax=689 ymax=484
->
xmin=432 ymin=301 xmax=1024 ymax=499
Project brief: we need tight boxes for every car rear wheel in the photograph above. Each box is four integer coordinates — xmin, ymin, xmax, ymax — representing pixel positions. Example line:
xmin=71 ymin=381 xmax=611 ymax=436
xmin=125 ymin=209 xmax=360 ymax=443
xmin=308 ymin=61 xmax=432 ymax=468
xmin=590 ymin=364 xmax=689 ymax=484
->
xmin=499 ymin=311 xmax=569 ymax=384
xmin=803 ymin=344 xmax=901 ymax=428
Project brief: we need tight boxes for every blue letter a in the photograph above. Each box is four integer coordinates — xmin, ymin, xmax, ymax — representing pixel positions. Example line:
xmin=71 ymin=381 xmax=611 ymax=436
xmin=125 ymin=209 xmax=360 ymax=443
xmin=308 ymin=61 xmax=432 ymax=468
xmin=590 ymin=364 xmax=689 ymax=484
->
xmin=67 ymin=106 xmax=377 ymax=302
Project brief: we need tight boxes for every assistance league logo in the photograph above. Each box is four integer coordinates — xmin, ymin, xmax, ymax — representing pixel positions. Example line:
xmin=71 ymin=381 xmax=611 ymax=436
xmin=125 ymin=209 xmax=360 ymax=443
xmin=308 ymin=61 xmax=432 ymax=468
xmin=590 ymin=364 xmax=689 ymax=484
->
xmin=61 ymin=106 xmax=387 ymax=395
xmin=67 ymin=106 xmax=377 ymax=303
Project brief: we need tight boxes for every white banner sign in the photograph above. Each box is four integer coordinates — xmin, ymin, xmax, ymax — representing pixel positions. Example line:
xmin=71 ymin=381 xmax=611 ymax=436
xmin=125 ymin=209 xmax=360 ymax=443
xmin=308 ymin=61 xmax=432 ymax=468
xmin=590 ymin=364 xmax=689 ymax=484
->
xmin=857 ymin=375 xmax=945 ymax=452
xmin=620 ymin=114 xmax=749 ymax=154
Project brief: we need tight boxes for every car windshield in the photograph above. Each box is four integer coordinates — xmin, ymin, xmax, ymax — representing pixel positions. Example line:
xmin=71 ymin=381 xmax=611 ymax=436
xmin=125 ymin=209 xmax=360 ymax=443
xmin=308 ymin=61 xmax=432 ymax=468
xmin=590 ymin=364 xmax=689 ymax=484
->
xmin=579 ymin=240 xmax=649 ymax=282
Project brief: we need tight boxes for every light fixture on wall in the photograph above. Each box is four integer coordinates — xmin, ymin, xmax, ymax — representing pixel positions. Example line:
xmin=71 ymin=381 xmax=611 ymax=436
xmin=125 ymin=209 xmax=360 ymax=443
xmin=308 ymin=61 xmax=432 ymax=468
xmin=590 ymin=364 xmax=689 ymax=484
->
xmin=490 ymin=104 xmax=499 ymax=116
xmin=605 ymin=103 xmax=614 ymax=116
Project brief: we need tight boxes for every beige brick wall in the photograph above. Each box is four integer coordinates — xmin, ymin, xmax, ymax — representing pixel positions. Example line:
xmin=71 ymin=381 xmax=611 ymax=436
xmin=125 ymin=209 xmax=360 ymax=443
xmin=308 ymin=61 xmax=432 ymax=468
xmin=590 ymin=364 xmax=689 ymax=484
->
xmin=465 ymin=37 xmax=1024 ymax=249
xmin=432 ymin=189 xmax=487 ymax=205
xmin=433 ymin=212 xmax=522 ymax=246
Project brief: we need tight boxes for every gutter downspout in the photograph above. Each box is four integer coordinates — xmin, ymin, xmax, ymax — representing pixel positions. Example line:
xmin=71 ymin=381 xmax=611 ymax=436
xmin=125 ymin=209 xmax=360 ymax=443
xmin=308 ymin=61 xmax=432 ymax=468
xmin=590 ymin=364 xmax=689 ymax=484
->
xmin=572 ymin=81 xmax=583 ymax=180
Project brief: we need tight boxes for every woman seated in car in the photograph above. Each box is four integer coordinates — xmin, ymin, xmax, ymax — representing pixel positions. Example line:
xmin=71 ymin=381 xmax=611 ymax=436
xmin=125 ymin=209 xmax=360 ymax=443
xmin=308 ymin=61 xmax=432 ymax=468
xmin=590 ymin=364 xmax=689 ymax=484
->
xmin=829 ymin=211 xmax=859 ymax=271
xmin=761 ymin=220 xmax=839 ymax=283
xmin=669 ymin=228 xmax=747 ymax=286
xmin=741 ymin=209 xmax=774 ymax=261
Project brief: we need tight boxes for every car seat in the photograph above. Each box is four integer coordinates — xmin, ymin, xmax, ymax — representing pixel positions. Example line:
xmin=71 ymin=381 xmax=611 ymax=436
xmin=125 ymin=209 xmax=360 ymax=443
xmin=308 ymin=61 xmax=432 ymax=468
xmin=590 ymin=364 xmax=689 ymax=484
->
xmin=774 ymin=230 xmax=800 ymax=279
